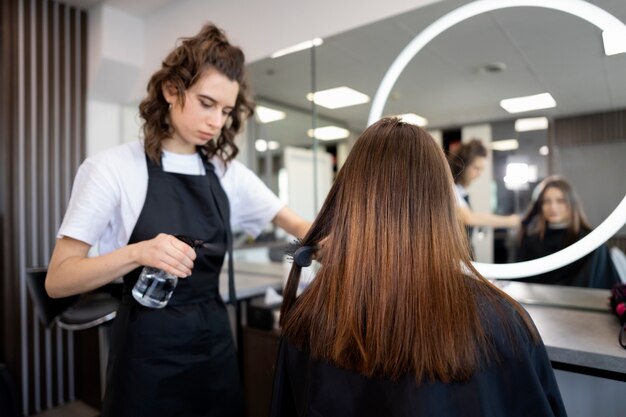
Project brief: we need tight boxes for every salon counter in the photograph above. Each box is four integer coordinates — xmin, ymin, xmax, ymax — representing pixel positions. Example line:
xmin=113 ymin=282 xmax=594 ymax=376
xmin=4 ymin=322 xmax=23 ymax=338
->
xmin=494 ymin=280 xmax=626 ymax=379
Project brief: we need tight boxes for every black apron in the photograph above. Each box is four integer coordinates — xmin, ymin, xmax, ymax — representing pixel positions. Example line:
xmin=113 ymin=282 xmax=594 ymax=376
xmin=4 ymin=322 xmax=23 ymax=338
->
xmin=102 ymin=152 xmax=244 ymax=417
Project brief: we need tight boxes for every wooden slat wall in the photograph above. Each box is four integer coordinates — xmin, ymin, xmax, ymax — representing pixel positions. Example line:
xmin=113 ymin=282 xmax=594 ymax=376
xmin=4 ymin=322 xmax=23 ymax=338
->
xmin=552 ymin=108 xmax=626 ymax=146
xmin=1 ymin=0 xmax=87 ymax=415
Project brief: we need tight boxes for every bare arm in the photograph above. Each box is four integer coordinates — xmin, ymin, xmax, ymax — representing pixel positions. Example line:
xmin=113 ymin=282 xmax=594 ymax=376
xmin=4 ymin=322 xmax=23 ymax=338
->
xmin=272 ymin=206 xmax=312 ymax=240
xmin=46 ymin=234 xmax=196 ymax=298
xmin=457 ymin=205 xmax=520 ymax=228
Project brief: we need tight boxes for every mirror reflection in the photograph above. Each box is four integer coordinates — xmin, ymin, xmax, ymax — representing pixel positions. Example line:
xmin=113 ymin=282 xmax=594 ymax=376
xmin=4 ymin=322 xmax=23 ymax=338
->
xmin=245 ymin=0 xmax=626 ymax=288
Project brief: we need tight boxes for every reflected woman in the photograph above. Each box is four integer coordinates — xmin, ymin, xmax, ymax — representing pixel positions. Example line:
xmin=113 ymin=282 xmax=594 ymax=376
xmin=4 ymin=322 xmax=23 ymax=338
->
xmin=517 ymin=176 xmax=619 ymax=289
xmin=447 ymin=139 xmax=520 ymax=257
xmin=271 ymin=118 xmax=566 ymax=417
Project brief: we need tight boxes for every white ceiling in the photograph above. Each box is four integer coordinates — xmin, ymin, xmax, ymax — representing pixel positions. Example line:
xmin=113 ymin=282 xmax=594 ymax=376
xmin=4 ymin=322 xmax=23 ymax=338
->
xmin=247 ymin=0 xmax=626 ymax=147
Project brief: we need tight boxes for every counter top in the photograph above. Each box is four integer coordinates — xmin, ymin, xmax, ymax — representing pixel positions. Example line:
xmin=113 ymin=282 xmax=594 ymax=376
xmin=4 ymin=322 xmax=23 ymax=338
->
xmin=494 ymin=281 xmax=626 ymax=377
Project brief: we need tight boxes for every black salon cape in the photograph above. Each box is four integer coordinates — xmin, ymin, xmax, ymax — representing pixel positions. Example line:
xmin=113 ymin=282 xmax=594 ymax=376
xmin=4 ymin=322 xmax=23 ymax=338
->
xmin=517 ymin=228 xmax=620 ymax=289
xmin=270 ymin=298 xmax=566 ymax=417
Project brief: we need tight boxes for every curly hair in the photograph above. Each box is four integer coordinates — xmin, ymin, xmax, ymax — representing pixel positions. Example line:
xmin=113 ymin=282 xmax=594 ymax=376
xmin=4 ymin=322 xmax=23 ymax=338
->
xmin=447 ymin=139 xmax=487 ymax=186
xmin=139 ymin=23 xmax=254 ymax=164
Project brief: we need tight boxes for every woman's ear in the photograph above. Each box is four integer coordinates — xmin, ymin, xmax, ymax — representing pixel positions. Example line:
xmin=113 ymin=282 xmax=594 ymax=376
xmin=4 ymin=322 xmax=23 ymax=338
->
xmin=162 ymin=81 xmax=178 ymax=105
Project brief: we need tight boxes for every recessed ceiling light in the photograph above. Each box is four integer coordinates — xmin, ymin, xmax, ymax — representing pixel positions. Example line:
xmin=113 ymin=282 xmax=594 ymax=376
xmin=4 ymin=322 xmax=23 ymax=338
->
xmin=514 ymin=117 xmax=549 ymax=132
xmin=504 ymin=163 xmax=529 ymax=185
xmin=306 ymin=86 xmax=370 ymax=109
xmin=255 ymin=105 xmax=286 ymax=124
xmin=307 ymin=126 xmax=350 ymax=141
xmin=255 ymin=139 xmax=268 ymax=152
xmin=500 ymin=93 xmax=556 ymax=114
xmin=270 ymin=38 xmax=323 ymax=59
xmin=539 ymin=145 xmax=549 ymax=156
xmin=490 ymin=139 xmax=519 ymax=151
xmin=396 ymin=113 xmax=428 ymax=127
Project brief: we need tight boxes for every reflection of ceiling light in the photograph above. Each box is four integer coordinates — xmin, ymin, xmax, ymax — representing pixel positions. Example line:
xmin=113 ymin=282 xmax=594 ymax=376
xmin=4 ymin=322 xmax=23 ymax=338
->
xmin=270 ymin=38 xmax=323 ymax=58
xmin=396 ymin=113 xmax=428 ymax=127
xmin=539 ymin=145 xmax=549 ymax=156
xmin=500 ymin=93 xmax=556 ymax=114
xmin=306 ymin=87 xmax=370 ymax=109
xmin=490 ymin=139 xmax=519 ymax=151
xmin=602 ymin=29 xmax=626 ymax=55
xmin=255 ymin=139 xmax=268 ymax=152
xmin=307 ymin=126 xmax=350 ymax=141
xmin=504 ymin=163 xmax=529 ymax=185
xmin=515 ymin=117 xmax=548 ymax=132
xmin=255 ymin=139 xmax=280 ymax=152
xmin=255 ymin=105 xmax=286 ymax=123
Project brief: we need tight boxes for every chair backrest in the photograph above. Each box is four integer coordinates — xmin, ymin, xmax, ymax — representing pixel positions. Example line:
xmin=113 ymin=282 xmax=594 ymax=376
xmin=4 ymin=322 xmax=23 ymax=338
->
xmin=26 ymin=268 xmax=79 ymax=328
xmin=609 ymin=247 xmax=626 ymax=284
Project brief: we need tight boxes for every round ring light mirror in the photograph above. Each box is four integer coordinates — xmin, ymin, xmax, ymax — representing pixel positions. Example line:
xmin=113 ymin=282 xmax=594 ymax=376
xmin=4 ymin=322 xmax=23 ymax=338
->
xmin=367 ymin=0 xmax=626 ymax=279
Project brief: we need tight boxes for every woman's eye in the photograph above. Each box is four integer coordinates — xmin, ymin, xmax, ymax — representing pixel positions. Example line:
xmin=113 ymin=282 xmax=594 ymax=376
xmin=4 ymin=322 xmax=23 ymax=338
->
xmin=200 ymin=101 xmax=212 ymax=109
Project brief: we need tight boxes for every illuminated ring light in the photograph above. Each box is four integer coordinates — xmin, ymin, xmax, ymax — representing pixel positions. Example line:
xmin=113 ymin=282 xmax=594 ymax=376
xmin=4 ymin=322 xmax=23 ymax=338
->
xmin=367 ymin=0 xmax=626 ymax=279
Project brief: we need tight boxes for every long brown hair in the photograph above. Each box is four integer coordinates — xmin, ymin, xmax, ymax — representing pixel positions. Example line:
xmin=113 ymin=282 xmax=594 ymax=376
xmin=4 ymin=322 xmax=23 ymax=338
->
xmin=281 ymin=118 xmax=537 ymax=383
xmin=139 ymin=23 xmax=254 ymax=164
xmin=521 ymin=176 xmax=592 ymax=245
xmin=447 ymin=139 xmax=487 ymax=186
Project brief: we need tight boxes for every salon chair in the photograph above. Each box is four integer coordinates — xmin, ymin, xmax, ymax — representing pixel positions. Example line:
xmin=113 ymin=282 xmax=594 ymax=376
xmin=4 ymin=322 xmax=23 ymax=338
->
xmin=26 ymin=267 xmax=121 ymax=397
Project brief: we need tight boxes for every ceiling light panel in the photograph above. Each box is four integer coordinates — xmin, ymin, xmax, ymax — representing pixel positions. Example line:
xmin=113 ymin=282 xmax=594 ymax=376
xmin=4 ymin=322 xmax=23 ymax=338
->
xmin=396 ymin=113 xmax=428 ymax=127
xmin=500 ymin=93 xmax=556 ymax=114
xmin=514 ymin=117 xmax=549 ymax=132
xmin=307 ymin=126 xmax=350 ymax=141
xmin=306 ymin=86 xmax=370 ymax=109
xmin=255 ymin=105 xmax=286 ymax=124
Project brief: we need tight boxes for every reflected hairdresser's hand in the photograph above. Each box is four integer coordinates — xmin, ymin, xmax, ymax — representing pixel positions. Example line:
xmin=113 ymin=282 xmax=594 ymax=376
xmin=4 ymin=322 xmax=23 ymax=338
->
xmin=508 ymin=214 xmax=522 ymax=228
xmin=133 ymin=233 xmax=196 ymax=278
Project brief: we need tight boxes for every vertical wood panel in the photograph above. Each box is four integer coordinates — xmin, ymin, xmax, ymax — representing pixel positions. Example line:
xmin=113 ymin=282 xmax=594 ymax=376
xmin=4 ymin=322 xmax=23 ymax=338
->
xmin=1 ymin=0 xmax=87 ymax=415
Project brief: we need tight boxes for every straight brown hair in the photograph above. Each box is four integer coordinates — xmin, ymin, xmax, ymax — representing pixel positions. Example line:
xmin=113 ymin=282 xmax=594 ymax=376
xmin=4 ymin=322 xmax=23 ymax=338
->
xmin=521 ymin=176 xmax=592 ymax=245
xmin=281 ymin=118 xmax=537 ymax=383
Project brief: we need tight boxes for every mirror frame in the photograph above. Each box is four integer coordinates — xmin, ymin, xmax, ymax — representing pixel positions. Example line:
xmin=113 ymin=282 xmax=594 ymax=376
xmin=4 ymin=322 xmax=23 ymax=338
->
xmin=367 ymin=0 xmax=626 ymax=278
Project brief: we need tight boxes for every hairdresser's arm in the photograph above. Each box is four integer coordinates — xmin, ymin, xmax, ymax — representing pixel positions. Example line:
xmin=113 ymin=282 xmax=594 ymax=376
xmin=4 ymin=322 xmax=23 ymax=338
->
xmin=458 ymin=205 xmax=520 ymax=228
xmin=272 ymin=206 xmax=311 ymax=240
xmin=45 ymin=234 xmax=196 ymax=298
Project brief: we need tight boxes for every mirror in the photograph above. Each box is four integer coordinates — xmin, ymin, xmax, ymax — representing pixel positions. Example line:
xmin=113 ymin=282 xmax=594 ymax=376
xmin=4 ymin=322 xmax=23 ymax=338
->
xmin=246 ymin=0 xmax=626 ymax=284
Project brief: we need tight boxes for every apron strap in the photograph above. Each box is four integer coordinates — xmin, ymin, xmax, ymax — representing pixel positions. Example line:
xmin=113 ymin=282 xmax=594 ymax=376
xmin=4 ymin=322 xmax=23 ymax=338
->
xmin=199 ymin=150 xmax=236 ymax=305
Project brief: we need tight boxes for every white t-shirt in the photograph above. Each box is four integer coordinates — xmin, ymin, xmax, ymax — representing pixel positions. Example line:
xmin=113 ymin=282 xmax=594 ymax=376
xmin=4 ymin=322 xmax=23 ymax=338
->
xmin=57 ymin=140 xmax=284 ymax=256
xmin=454 ymin=183 xmax=469 ymax=208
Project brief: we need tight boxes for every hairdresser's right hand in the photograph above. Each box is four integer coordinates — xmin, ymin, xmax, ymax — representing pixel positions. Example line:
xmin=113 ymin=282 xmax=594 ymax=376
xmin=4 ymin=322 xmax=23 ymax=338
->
xmin=133 ymin=233 xmax=196 ymax=278
xmin=508 ymin=214 xmax=522 ymax=228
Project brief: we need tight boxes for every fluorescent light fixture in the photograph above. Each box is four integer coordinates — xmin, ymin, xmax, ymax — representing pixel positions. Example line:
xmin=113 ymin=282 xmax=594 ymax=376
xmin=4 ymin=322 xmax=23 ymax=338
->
xmin=539 ymin=145 xmax=549 ymax=156
xmin=500 ymin=93 xmax=556 ymax=114
xmin=307 ymin=126 xmax=350 ymax=141
xmin=602 ymin=29 xmax=626 ymax=56
xmin=396 ymin=113 xmax=428 ymax=127
xmin=490 ymin=139 xmax=519 ymax=151
xmin=306 ymin=86 xmax=370 ymax=109
xmin=514 ymin=117 xmax=549 ymax=132
xmin=504 ymin=163 xmax=529 ymax=185
xmin=255 ymin=139 xmax=280 ymax=152
xmin=255 ymin=139 xmax=268 ymax=152
xmin=270 ymin=38 xmax=323 ymax=59
xmin=268 ymin=140 xmax=280 ymax=150
xmin=255 ymin=105 xmax=286 ymax=123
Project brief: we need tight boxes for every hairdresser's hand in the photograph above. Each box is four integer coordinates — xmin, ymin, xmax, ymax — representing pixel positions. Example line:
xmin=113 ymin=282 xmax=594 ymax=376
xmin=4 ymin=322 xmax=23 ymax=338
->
xmin=508 ymin=214 xmax=522 ymax=228
xmin=132 ymin=233 xmax=196 ymax=278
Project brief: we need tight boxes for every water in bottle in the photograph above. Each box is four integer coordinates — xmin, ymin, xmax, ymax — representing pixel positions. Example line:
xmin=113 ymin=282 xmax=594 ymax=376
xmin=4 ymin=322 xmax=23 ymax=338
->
xmin=132 ymin=266 xmax=178 ymax=308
